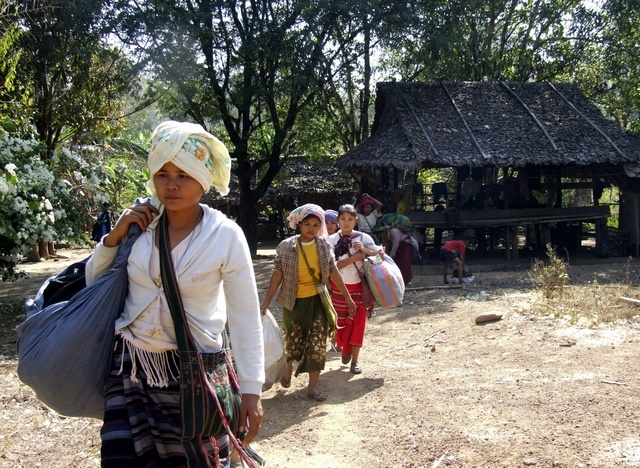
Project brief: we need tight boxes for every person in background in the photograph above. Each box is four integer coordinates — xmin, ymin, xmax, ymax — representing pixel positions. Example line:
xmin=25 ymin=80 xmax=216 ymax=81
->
xmin=92 ymin=202 xmax=112 ymax=242
xmin=324 ymin=209 xmax=339 ymax=236
xmin=86 ymin=121 xmax=264 ymax=466
xmin=440 ymin=231 xmax=473 ymax=285
xmin=260 ymin=204 xmax=355 ymax=402
xmin=324 ymin=208 xmax=340 ymax=352
xmin=377 ymin=214 xmax=416 ymax=286
xmin=356 ymin=193 xmax=383 ymax=239
xmin=394 ymin=189 xmax=408 ymax=215
xmin=327 ymin=204 xmax=382 ymax=375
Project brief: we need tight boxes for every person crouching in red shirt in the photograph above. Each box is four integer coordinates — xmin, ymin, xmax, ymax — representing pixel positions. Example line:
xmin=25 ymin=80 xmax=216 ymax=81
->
xmin=439 ymin=232 xmax=472 ymax=285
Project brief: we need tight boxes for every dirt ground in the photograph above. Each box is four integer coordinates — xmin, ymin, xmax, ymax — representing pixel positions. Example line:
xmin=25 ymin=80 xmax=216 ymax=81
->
xmin=1 ymin=245 xmax=640 ymax=467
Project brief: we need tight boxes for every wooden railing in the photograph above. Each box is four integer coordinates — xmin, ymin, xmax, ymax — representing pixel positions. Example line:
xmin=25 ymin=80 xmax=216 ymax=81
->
xmin=408 ymin=206 xmax=610 ymax=229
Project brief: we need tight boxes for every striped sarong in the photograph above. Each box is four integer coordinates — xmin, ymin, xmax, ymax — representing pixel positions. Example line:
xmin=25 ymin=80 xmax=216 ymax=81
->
xmin=101 ymin=337 xmax=229 ymax=467
xmin=330 ymin=282 xmax=367 ymax=357
xmin=330 ymin=281 xmax=363 ymax=318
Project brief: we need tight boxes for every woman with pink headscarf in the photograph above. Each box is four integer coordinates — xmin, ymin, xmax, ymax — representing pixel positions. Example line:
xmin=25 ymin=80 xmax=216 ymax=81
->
xmin=260 ymin=204 xmax=355 ymax=401
xmin=86 ymin=121 xmax=264 ymax=467
xmin=356 ymin=193 xmax=383 ymax=240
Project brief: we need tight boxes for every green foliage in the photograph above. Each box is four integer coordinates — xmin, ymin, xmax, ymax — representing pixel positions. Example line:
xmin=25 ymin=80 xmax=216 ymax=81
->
xmin=2 ymin=0 xmax=640 ymax=261
xmin=528 ymin=244 xmax=569 ymax=299
xmin=99 ymin=138 xmax=150 ymax=207
xmin=379 ymin=0 xmax=586 ymax=82
xmin=0 ymin=0 xmax=149 ymax=280
xmin=109 ymin=0 xmax=375 ymax=251
xmin=6 ymin=0 xmax=142 ymax=154
xmin=0 ymin=10 xmax=21 ymax=91
xmin=416 ymin=168 xmax=455 ymax=187
xmin=0 ymin=128 xmax=148 ymax=281
xmin=564 ymin=0 xmax=640 ymax=131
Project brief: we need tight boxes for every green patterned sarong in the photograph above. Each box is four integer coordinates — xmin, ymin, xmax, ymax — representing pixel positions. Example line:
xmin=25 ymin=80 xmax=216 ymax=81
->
xmin=282 ymin=295 xmax=328 ymax=376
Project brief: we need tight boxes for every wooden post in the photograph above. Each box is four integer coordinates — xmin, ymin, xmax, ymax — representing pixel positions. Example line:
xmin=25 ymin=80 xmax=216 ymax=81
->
xmin=511 ymin=226 xmax=519 ymax=260
xmin=434 ymin=228 xmax=443 ymax=256
xmin=593 ymin=178 xmax=603 ymax=257
xmin=504 ymin=226 xmax=512 ymax=260
xmin=633 ymin=193 xmax=640 ymax=258
xmin=541 ymin=224 xmax=551 ymax=248
xmin=477 ymin=228 xmax=487 ymax=252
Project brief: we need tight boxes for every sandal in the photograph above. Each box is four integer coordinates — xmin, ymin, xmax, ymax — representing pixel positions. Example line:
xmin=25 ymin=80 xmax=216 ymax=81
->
xmin=350 ymin=363 xmax=362 ymax=375
xmin=341 ymin=352 xmax=352 ymax=365
xmin=307 ymin=391 xmax=326 ymax=402
xmin=280 ymin=376 xmax=291 ymax=388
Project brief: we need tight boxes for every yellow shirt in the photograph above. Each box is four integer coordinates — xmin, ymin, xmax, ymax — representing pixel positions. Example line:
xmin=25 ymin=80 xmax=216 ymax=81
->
xmin=397 ymin=199 xmax=407 ymax=215
xmin=297 ymin=240 xmax=321 ymax=298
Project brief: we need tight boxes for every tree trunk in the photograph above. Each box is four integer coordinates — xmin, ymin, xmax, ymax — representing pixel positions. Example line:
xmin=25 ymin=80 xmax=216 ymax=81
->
xmin=233 ymin=138 xmax=283 ymax=256
xmin=237 ymin=199 xmax=259 ymax=257
xmin=48 ymin=242 xmax=56 ymax=257
xmin=38 ymin=240 xmax=50 ymax=260
xmin=26 ymin=244 xmax=43 ymax=263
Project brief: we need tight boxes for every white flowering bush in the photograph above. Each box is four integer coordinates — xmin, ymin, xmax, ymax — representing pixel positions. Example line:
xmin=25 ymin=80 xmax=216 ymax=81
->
xmin=0 ymin=134 xmax=58 ymax=280
xmin=0 ymin=132 xmax=141 ymax=281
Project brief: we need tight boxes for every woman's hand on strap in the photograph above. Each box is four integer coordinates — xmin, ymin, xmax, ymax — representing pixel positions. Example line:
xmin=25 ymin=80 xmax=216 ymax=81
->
xmin=239 ymin=393 xmax=263 ymax=445
xmin=103 ymin=202 xmax=159 ymax=247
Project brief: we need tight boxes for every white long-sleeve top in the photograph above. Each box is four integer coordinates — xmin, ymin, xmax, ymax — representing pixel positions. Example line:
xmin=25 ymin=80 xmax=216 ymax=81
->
xmin=327 ymin=231 xmax=379 ymax=284
xmin=86 ymin=204 xmax=265 ymax=395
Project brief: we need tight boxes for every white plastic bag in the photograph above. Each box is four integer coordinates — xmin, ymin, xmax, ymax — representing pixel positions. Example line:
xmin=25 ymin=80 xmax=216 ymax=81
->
xmin=262 ymin=310 xmax=284 ymax=368
xmin=451 ymin=267 xmax=475 ymax=284
xmin=262 ymin=310 xmax=286 ymax=390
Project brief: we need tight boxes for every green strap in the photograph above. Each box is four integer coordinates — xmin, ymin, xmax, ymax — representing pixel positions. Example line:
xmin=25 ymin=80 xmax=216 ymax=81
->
xmin=297 ymin=235 xmax=322 ymax=286
xmin=158 ymin=213 xmax=213 ymax=467
xmin=159 ymin=213 xmax=264 ymax=468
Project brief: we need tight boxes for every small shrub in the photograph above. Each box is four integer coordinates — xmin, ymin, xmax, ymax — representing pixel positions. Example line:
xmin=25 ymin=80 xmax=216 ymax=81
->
xmin=532 ymin=283 xmax=640 ymax=325
xmin=528 ymin=244 xmax=569 ymax=298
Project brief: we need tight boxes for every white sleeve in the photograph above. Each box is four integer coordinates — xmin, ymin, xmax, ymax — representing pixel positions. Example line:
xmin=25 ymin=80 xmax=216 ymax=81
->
xmin=85 ymin=242 xmax=119 ymax=285
xmin=327 ymin=233 xmax=338 ymax=248
xmin=221 ymin=222 xmax=265 ymax=395
xmin=361 ymin=232 xmax=383 ymax=252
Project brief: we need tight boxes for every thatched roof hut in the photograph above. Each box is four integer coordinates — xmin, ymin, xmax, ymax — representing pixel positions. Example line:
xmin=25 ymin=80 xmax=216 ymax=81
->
xmin=338 ymin=81 xmax=640 ymax=181
xmin=337 ymin=81 xmax=640 ymax=257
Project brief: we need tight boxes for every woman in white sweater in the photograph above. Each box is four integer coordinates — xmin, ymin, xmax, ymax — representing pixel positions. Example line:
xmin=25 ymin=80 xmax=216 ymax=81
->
xmin=87 ymin=121 xmax=264 ymax=467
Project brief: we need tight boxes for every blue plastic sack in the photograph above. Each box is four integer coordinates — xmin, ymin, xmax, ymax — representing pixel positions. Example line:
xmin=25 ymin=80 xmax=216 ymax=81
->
xmin=16 ymin=224 xmax=141 ymax=419
xmin=24 ymin=258 xmax=89 ymax=318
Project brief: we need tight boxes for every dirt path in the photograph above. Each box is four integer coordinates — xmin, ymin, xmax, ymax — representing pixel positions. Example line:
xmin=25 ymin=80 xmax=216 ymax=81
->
xmin=1 ymin=249 xmax=640 ymax=467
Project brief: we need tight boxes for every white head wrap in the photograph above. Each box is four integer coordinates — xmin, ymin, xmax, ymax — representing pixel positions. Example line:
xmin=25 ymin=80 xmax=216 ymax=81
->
xmin=287 ymin=203 xmax=328 ymax=239
xmin=145 ymin=121 xmax=232 ymax=199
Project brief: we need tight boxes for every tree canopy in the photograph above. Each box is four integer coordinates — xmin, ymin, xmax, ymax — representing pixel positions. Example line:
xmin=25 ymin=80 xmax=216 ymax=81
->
xmin=1 ymin=0 xmax=639 ymax=270
xmin=109 ymin=0 xmax=373 ymax=251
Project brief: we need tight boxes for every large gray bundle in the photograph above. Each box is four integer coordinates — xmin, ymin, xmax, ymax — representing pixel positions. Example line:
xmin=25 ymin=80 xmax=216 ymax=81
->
xmin=16 ymin=225 xmax=141 ymax=419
